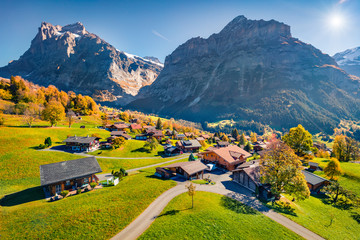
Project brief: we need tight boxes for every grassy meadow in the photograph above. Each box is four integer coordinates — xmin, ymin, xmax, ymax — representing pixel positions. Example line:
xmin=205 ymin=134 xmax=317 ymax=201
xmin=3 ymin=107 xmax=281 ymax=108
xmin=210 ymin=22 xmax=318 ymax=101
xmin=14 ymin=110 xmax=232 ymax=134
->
xmin=89 ymin=139 xmax=164 ymax=158
xmin=0 ymin=114 xmax=181 ymax=197
xmin=0 ymin=166 xmax=177 ymax=239
xmin=139 ymin=192 xmax=303 ymax=240
xmin=265 ymin=194 xmax=360 ymax=240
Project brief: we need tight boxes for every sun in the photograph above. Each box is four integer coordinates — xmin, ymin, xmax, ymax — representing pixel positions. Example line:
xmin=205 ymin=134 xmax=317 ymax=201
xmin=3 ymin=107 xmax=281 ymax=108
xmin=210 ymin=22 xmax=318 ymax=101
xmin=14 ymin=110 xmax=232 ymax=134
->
xmin=329 ymin=14 xmax=344 ymax=28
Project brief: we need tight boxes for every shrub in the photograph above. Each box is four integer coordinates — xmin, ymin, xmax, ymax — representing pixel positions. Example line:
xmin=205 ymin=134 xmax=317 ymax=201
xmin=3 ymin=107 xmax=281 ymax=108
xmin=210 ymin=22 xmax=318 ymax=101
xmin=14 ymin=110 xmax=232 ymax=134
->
xmin=44 ymin=137 xmax=52 ymax=147
xmin=77 ymin=188 xmax=81 ymax=194
xmin=60 ymin=190 xmax=69 ymax=198
xmin=38 ymin=144 xmax=46 ymax=149
xmin=316 ymin=149 xmax=330 ymax=158
xmin=90 ymin=182 xmax=97 ymax=189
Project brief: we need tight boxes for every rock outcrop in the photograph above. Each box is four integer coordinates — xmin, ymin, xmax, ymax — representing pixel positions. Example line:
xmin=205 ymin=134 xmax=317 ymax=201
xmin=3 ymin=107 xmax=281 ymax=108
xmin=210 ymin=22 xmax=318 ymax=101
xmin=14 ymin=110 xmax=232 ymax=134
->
xmin=129 ymin=15 xmax=360 ymax=133
xmin=0 ymin=22 xmax=163 ymax=104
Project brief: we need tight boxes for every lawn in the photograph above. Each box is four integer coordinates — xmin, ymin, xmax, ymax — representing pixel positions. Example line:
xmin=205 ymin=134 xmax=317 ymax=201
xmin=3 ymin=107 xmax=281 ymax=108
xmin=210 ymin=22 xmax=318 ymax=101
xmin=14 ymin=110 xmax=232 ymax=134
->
xmin=0 ymin=126 xmax=110 ymax=196
xmin=88 ymin=139 xmax=165 ymax=158
xmin=264 ymin=194 xmax=360 ymax=240
xmin=139 ymin=192 xmax=302 ymax=240
xmin=0 ymin=124 xmax=179 ymax=197
xmin=0 ymin=167 xmax=177 ymax=239
xmin=311 ymin=157 xmax=360 ymax=196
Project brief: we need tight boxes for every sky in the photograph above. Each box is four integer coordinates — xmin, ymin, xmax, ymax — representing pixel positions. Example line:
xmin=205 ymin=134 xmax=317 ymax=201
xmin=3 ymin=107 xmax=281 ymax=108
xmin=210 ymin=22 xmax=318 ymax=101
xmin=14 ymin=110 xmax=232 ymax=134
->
xmin=0 ymin=0 xmax=359 ymax=66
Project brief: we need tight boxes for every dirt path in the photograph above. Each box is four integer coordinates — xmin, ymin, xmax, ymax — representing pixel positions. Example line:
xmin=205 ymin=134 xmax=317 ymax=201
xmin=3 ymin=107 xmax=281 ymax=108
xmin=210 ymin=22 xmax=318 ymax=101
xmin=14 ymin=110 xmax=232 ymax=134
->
xmin=111 ymin=174 xmax=325 ymax=240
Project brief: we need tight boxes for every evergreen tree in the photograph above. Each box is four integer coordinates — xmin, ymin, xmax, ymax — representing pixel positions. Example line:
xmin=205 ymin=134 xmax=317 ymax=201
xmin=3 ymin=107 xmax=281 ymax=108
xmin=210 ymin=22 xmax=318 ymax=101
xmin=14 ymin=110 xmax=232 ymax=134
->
xmin=239 ymin=133 xmax=247 ymax=145
xmin=232 ymin=128 xmax=240 ymax=140
xmin=244 ymin=142 xmax=252 ymax=152
xmin=156 ymin=117 xmax=162 ymax=130
xmin=189 ymin=153 xmax=196 ymax=161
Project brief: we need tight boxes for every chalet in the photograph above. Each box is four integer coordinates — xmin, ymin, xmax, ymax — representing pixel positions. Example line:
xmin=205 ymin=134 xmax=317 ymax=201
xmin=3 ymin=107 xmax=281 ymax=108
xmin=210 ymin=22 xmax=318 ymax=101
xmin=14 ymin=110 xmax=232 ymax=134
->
xmin=217 ymin=141 xmax=230 ymax=148
xmin=232 ymin=161 xmax=272 ymax=201
xmin=143 ymin=125 xmax=155 ymax=130
xmin=302 ymin=170 xmax=329 ymax=194
xmin=201 ymin=134 xmax=210 ymax=139
xmin=185 ymin=132 xmax=194 ymax=138
xmin=107 ymin=123 xmax=129 ymax=131
xmin=156 ymin=161 xmax=208 ymax=180
xmin=135 ymin=134 xmax=148 ymax=140
xmin=146 ymin=129 xmax=164 ymax=141
xmin=176 ymin=140 xmax=201 ymax=153
xmin=253 ymin=141 xmax=268 ymax=152
xmin=196 ymin=137 xmax=205 ymax=142
xmin=130 ymin=123 xmax=142 ymax=131
xmin=40 ymin=157 xmax=102 ymax=196
xmin=214 ymin=137 xmax=220 ymax=142
xmin=164 ymin=146 xmax=182 ymax=156
xmin=129 ymin=118 xmax=138 ymax=123
xmin=229 ymin=137 xmax=236 ymax=143
xmin=165 ymin=129 xmax=175 ymax=136
xmin=308 ymin=162 xmax=321 ymax=171
xmin=199 ymin=145 xmax=251 ymax=171
xmin=63 ymin=136 xmax=100 ymax=152
xmin=110 ymin=131 xmax=132 ymax=140
xmin=176 ymin=133 xmax=186 ymax=140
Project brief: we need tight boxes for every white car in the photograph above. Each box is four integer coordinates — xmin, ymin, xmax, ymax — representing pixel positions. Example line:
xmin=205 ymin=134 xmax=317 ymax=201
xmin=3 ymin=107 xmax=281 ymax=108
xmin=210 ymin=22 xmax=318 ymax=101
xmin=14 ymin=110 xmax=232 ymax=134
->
xmin=206 ymin=164 xmax=216 ymax=172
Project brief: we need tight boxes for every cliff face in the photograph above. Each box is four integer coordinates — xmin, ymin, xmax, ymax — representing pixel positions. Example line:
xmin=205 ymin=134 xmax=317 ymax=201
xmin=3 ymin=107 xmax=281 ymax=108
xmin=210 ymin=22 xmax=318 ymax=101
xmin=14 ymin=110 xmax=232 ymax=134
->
xmin=129 ymin=15 xmax=360 ymax=133
xmin=0 ymin=22 xmax=163 ymax=104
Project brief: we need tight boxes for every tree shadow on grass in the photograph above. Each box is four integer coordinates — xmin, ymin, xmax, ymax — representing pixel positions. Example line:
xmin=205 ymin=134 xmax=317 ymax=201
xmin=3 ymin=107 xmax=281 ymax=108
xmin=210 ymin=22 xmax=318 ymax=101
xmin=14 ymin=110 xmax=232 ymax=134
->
xmin=1 ymin=186 xmax=44 ymax=207
xmin=131 ymin=147 xmax=161 ymax=156
xmin=155 ymin=208 xmax=191 ymax=219
xmin=221 ymin=196 xmax=258 ymax=215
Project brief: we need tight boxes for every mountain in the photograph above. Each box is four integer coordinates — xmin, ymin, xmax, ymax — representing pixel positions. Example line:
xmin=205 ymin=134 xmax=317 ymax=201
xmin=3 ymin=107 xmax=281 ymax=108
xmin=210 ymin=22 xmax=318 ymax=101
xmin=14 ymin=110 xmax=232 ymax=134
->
xmin=143 ymin=56 xmax=163 ymax=65
xmin=129 ymin=15 xmax=360 ymax=133
xmin=0 ymin=22 xmax=163 ymax=104
xmin=333 ymin=47 xmax=360 ymax=78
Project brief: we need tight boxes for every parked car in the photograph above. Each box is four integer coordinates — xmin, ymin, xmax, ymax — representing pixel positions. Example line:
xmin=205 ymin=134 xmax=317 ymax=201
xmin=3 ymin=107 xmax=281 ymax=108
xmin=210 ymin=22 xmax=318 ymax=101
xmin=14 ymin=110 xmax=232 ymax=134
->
xmin=206 ymin=164 xmax=216 ymax=172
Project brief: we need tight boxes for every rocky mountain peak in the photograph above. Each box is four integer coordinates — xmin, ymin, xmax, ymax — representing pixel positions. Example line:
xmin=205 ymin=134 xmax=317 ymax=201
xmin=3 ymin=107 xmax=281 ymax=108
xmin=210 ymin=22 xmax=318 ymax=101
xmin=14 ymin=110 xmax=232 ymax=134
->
xmin=0 ymin=21 xmax=163 ymax=105
xmin=219 ymin=15 xmax=291 ymax=41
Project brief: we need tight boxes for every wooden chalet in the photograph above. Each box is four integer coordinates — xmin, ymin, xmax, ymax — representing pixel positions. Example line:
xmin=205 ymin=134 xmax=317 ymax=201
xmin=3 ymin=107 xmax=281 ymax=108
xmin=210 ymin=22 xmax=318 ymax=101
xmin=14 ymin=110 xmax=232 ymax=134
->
xmin=130 ymin=123 xmax=142 ymax=131
xmin=164 ymin=145 xmax=181 ymax=156
xmin=232 ymin=160 xmax=272 ymax=201
xmin=176 ymin=140 xmax=201 ymax=153
xmin=199 ymin=145 xmax=251 ymax=171
xmin=63 ymin=136 xmax=100 ymax=152
xmin=302 ymin=170 xmax=329 ymax=194
xmin=156 ymin=161 xmax=208 ymax=180
xmin=40 ymin=157 xmax=102 ymax=196
xmin=107 ymin=123 xmax=129 ymax=131
xmin=217 ymin=141 xmax=230 ymax=148
xmin=110 ymin=131 xmax=132 ymax=140
xmin=176 ymin=133 xmax=186 ymax=140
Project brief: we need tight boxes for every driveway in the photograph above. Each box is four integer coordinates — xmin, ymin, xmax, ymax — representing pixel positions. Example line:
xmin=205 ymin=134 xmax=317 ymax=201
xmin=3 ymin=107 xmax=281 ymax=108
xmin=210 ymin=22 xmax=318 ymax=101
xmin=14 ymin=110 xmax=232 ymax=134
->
xmin=111 ymin=172 xmax=325 ymax=240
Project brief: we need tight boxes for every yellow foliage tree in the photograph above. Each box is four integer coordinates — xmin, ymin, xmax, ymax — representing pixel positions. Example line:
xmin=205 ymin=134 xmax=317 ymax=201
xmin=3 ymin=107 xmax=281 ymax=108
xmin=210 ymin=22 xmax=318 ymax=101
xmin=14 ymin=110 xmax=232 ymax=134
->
xmin=324 ymin=158 xmax=343 ymax=180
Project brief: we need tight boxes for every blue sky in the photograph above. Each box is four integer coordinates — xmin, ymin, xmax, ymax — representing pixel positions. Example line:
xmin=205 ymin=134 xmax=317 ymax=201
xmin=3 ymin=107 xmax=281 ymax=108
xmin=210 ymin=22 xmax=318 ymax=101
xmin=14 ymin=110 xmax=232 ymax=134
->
xmin=0 ymin=0 xmax=359 ymax=66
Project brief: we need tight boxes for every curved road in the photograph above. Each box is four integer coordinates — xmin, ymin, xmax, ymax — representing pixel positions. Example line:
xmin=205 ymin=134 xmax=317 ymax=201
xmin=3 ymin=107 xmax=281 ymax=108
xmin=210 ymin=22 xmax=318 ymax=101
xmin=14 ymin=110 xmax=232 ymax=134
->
xmin=111 ymin=173 xmax=324 ymax=240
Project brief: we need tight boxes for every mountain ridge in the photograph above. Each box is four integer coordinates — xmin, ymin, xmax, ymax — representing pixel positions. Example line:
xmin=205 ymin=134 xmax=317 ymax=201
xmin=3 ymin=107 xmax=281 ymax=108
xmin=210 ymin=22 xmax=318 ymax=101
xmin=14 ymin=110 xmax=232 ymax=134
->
xmin=0 ymin=21 xmax=163 ymax=104
xmin=129 ymin=15 xmax=360 ymax=134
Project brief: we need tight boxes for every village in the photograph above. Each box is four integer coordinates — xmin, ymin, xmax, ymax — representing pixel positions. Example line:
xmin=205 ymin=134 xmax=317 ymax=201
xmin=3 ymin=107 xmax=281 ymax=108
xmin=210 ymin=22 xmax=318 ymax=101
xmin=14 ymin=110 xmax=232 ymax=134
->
xmin=0 ymin=98 xmax=359 ymax=240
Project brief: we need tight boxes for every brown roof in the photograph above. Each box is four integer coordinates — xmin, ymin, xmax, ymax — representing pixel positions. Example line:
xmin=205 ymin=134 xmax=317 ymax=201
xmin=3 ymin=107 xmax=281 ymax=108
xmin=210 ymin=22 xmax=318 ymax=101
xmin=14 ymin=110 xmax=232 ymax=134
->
xmin=130 ymin=124 xmax=142 ymax=130
xmin=110 ymin=131 xmax=126 ymax=136
xmin=210 ymin=145 xmax=251 ymax=164
xmin=217 ymin=141 xmax=230 ymax=146
xmin=242 ymin=166 xmax=261 ymax=185
xmin=112 ymin=123 xmax=129 ymax=129
xmin=234 ymin=160 xmax=260 ymax=171
xmin=162 ymin=161 xmax=208 ymax=176
xmin=201 ymin=134 xmax=210 ymax=139
xmin=196 ymin=137 xmax=205 ymax=141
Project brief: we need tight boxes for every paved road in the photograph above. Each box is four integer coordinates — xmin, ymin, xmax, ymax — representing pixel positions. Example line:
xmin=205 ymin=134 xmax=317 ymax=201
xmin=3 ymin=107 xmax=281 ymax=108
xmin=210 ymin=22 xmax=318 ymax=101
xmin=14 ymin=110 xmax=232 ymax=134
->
xmin=111 ymin=172 xmax=325 ymax=240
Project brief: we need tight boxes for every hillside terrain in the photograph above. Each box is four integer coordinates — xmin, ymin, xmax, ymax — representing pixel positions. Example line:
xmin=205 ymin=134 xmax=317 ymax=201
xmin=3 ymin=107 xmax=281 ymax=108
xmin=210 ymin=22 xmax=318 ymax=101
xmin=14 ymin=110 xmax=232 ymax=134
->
xmin=0 ymin=22 xmax=163 ymax=104
xmin=129 ymin=15 xmax=360 ymax=134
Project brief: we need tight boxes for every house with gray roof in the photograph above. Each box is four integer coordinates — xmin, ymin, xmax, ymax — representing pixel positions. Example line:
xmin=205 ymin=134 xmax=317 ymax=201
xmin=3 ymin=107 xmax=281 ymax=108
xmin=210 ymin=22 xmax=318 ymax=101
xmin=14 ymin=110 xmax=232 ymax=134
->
xmin=156 ymin=161 xmax=208 ymax=180
xmin=176 ymin=140 xmax=202 ymax=153
xmin=63 ymin=135 xmax=100 ymax=152
xmin=40 ymin=157 xmax=102 ymax=196
xmin=302 ymin=170 xmax=329 ymax=193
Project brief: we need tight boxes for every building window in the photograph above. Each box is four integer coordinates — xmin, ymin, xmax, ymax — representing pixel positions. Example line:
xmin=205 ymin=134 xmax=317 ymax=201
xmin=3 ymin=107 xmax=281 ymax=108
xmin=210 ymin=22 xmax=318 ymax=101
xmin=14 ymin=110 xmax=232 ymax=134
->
xmin=65 ymin=180 xmax=71 ymax=186
xmin=84 ymin=178 xmax=89 ymax=183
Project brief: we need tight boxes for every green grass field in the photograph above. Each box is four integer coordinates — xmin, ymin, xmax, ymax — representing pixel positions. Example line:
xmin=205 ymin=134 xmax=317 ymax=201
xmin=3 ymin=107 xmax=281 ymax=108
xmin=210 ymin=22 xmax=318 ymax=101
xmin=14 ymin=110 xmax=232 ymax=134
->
xmin=311 ymin=157 xmax=360 ymax=196
xmin=139 ymin=192 xmax=302 ymax=240
xmin=264 ymin=194 xmax=360 ymax=240
xmin=0 ymin=166 xmax=176 ymax=240
xmin=89 ymin=139 xmax=164 ymax=158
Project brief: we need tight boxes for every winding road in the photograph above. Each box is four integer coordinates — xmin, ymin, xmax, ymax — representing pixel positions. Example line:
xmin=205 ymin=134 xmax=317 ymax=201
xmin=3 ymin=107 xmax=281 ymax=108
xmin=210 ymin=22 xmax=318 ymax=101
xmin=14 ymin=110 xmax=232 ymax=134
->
xmin=111 ymin=171 xmax=325 ymax=240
